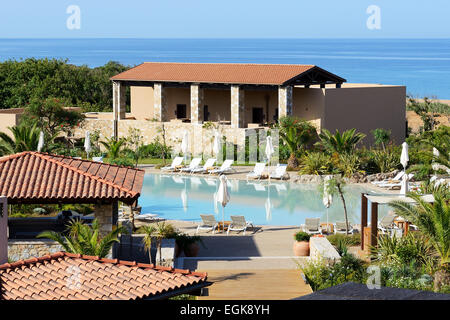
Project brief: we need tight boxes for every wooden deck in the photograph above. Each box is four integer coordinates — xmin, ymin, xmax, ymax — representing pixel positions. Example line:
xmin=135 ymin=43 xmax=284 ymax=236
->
xmin=198 ymin=269 xmax=313 ymax=300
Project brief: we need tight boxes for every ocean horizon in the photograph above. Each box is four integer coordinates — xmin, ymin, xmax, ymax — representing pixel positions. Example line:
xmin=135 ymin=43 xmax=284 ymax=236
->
xmin=1 ymin=38 xmax=449 ymax=99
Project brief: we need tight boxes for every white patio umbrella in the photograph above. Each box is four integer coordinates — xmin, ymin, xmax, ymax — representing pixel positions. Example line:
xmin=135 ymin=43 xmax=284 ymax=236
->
xmin=400 ymin=173 xmax=409 ymax=195
xmin=265 ymin=136 xmax=274 ymax=166
xmin=400 ymin=142 xmax=409 ymax=170
xmin=322 ymin=175 xmax=333 ymax=233
xmin=433 ymin=147 xmax=440 ymax=158
xmin=84 ymin=131 xmax=92 ymax=159
xmin=216 ymin=174 xmax=230 ymax=233
xmin=181 ymin=130 xmax=189 ymax=163
xmin=37 ymin=131 xmax=44 ymax=152
xmin=212 ymin=130 xmax=221 ymax=157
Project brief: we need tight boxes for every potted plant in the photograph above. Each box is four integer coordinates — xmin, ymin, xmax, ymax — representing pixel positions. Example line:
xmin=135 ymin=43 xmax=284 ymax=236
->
xmin=176 ymin=233 xmax=205 ymax=257
xmin=293 ymin=231 xmax=311 ymax=256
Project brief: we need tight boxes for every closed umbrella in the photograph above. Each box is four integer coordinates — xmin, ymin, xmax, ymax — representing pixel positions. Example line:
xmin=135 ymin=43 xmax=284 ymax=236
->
xmin=181 ymin=130 xmax=189 ymax=164
xmin=323 ymin=175 xmax=333 ymax=233
xmin=400 ymin=142 xmax=409 ymax=170
xmin=37 ymin=131 xmax=44 ymax=152
xmin=433 ymin=147 xmax=440 ymax=158
xmin=216 ymin=174 xmax=230 ymax=233
xmin=213 ymin=130 xmax=221 ymax=157
xmin=265 ymin=136 xmax=274 ymax=166
xmin=84 ymin=131 xmax=92 ymax=159
xmin=400 ymin=173 xmax=409 ymax=196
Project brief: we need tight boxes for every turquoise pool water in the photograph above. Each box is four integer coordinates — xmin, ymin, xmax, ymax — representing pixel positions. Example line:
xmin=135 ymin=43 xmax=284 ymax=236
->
xmin=139 ymin=174 xmax=389 ymax=226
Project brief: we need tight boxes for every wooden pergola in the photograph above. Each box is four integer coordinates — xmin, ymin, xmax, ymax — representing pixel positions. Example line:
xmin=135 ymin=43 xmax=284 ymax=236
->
xmin=360 ymin=193 xmax=435 ymax=251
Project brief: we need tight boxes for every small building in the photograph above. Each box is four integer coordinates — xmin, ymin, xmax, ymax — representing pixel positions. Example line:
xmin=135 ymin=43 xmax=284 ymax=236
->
xmin=96 ymin=62 xmax=406 ymax=150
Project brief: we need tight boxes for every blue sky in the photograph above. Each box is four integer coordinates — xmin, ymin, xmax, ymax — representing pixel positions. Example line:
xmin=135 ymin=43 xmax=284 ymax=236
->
xmin=1 ymin=0 xmax=449 ymax=38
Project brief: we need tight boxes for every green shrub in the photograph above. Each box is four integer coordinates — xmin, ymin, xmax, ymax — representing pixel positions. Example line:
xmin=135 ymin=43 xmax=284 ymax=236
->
xmin=108 ymin=157 xmax=135 ymax=167
xmin=327 ymin=233 xmax=361 ymax=247
xmin=139 ymin=140 xmax=172 ymax=159
xmin=298 ymin=152 xmax=331 ymax=175
xmin=337 ymin=153 xmax=362 ymax=177
xmin=294 ymin=231 xmax=311 ymax=242
xmin=369 ymin=148 xmax=401 ymax=173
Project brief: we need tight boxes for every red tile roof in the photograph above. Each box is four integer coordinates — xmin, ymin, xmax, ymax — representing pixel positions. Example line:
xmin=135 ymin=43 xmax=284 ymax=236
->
xmin=110 ymin=62 xmax=318 ymax=85
xmin=0 ymin=152 xmax=144 ymax=205
xmin=0 ymin=252 xmax=208 ymax=300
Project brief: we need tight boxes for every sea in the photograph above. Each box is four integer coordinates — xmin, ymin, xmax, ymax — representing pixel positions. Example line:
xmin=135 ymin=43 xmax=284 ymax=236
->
xmin=0 ymin=38 xmax=449 ymax=99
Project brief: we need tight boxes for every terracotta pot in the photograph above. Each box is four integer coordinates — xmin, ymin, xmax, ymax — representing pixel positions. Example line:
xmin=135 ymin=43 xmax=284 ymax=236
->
xmin=293 ymin=241 xmax=310 ymax=256
xmin=183 ymin=242 xmax=200 ymax=257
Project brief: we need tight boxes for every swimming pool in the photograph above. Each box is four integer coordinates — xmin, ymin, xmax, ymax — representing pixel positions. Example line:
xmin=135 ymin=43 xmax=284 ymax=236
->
xmin=139 ymin=174 xmax=389 ymax=226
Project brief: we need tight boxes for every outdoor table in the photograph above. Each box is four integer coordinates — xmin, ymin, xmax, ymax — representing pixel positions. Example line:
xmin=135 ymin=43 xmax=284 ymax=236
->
xmin=217 ymin=221 xmax=231 ymax=232
xmin=320 ymin=223 xmax=334 ymax=234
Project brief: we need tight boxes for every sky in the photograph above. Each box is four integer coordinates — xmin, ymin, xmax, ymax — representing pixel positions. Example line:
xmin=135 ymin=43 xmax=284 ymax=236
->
xmin=0 ymin=0 xmax=449 ymax=38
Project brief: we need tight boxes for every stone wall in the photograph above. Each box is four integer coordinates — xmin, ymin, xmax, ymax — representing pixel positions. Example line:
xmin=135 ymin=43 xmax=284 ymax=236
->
xmin=8 ymin=240 xmax=64 ymax=262
xmin=95 ymin=203 xmax=113 ymax=236
xmin=309 ymin=237 xmax=341 ymax=263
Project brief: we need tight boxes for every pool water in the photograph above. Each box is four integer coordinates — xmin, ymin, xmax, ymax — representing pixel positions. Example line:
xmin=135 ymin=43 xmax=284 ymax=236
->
xmin=139 ymin=174 xmax=389 ymax=226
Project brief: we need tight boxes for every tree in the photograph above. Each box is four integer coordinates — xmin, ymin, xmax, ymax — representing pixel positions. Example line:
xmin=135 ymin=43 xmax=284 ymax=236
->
xmin=277 ymin=116 xmax=317 ymax=169
xmin=37 ymin=219 xmax=126 ymax=258
xmin=23 ymin=96 xmax=85 ymax=137
xmin=407 ymin=97 xmax=441 ymax=132
xmin=140 ymin=222 xmax=177 ymax=265
xmin=100 ymin=137 xmax=126 ymax=159
xmin=389 ymin=192 xmax=449 ymax=269
xmin=322 ymin=176 xmax=351 ymax=234
xmin=125 ymin=127 xmax=144 ymax=166
xmin=0 ymin=123 xmax=41 ymax=154
xmin=318 ymin=128 xmax=366 ymax=154
xmin=372 ymin=128 xmax=391 ymax=151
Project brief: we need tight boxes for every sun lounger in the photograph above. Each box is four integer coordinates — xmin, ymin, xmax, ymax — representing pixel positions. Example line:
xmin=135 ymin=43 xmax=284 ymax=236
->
xmin=377 ymin=173 xmax=414 ymax=189
xmin=179 ymin=157 xmax=202 ymax=173
xmin=269 ymin=164 xmax=288 ymax=180
xmin=378 ymin=211 xmax=399 ymax=234
xmin=246 ymin=162 xmax=266 ymax=180
xmin=92 ymin=156 xmax=103 ymax=163
xmin=196 ymin=214 xmax=219 ymax=234
xmin=371 ymin=171 xmax=404 ymax=185
xmin=303 ymin=218 xmax=322 ymax=235
xmin=227 ymin=215 xmax=254 ymax=235
xmin=191 ymin=158 xmax=216 ymax=174
xmin=161 ymin=156 xmax=183 ymax=171
xmin=334 ymin=221 xmax=354 ymax=234
xmin=209 ymin=159 xmax=234 ymax=175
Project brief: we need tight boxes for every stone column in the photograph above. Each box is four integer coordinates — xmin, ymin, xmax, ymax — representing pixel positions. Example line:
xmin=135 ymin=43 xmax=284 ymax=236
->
xmin=190 ymin=84 xmax=204 ymax=124
xmin=95 ymin=203 xmax=113 ymax=237
xmin=113 ymin=81 xmax=126 ymax=120
xmin=231 ymin=85 xmax=245 ymax=128
xmin=154 ymin=83 xmax=167 ymax=122
xmin=278 ymin=85 xmax=293 ymax=118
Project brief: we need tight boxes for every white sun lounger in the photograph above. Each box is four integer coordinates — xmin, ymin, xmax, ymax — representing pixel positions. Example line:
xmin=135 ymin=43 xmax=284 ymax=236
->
xmin=302 ymin=218 xmax=322 ymax=235
xmin=196 ymin=214 xmax=219 ymax=234
xmin=246 ymin=162 xmax=266 ymax=180
xmin=378 ymin=173 xmax=414 ymax=189
xmin=378 ymin=211 xmax=399 ymax=234
xmin=371 ymin=171 xmax=404 ymax=185
xmin=269 ymin=164 xmax=288 ymax=180
xmin=179 ymin=157 xmax=202 ymax=173
xmin=227 ymin=215 xmax=254 ymax=235
xmin=209 ymin=159 xmax=234 ymax=175
xmin=191 ymin=158 xmax=216 ymax=174
xmin=161 ymin=156 xmax=183 ymax=171
xmin=334 ymin=221 xmax=354 ymax=234
xmin=92 ymin=156 xmax=103 ymax=163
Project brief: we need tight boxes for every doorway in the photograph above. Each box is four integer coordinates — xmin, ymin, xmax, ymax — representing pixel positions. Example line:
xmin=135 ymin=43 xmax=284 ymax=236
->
xmin=252 ymin=107 xmax=264 ymax=124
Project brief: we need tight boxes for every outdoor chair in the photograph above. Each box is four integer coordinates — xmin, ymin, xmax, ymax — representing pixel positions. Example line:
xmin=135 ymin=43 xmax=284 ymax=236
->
xmin=246 ymin=162 xmax=266 ymax=180
xmin=191 ymin=158 xmax=216 ymax=174
xmin=161 ymin=156 xmax=184 ymax=171
xmin=334 ymin=221 xmax=354 ymax=234
xmin=269 ymin=164 xmax=288 ymax=180
xmin=378 ymin=211 xmax=399 ymax=234
xmin=179 ymin=157 xmax=202 ymax=173
xmin=196 ymin=214 xmax=219 ymax=234
xmin=209 ymin=159 xmax=235 ymax=175
xmin=227 ymin=215 xmax=254 ymax=235
xmin=377 ymin=173 xmax=414 ymax=189
xmin=303 ymin=218 xmax=322 ymax=235
xmin=371 ymin=171 xmax=404 ymax=185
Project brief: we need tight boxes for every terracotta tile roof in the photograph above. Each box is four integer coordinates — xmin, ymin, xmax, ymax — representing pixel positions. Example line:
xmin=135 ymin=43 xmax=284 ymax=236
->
xmin=110 ymin=62 xmax=319 ymax=85
xmin=0 ymin=252 xmax=208 ymax=300
xmin=0 ymin=152 xmax=144 ymax=205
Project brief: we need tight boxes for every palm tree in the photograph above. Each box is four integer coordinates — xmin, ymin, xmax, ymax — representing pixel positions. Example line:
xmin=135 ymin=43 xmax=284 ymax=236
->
xmin=140 ymin=222 xmax=177 ymax=265
xmin=100 ymin=137 xmax=125 ymax=159
xmin=318 ymin=128 xmax=366 ymax=154
xmin=277 ymin=116 xmax=317 ymax=169
xmin=389 ymin=192 xmax=449 ymax=268
xmin=0 ymin=124 xmax=41 ymax=154
xmin=322 ymin=176 xmax=351 ymax=234
xmin=37 ymin=219 xmax=126 ymax=258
